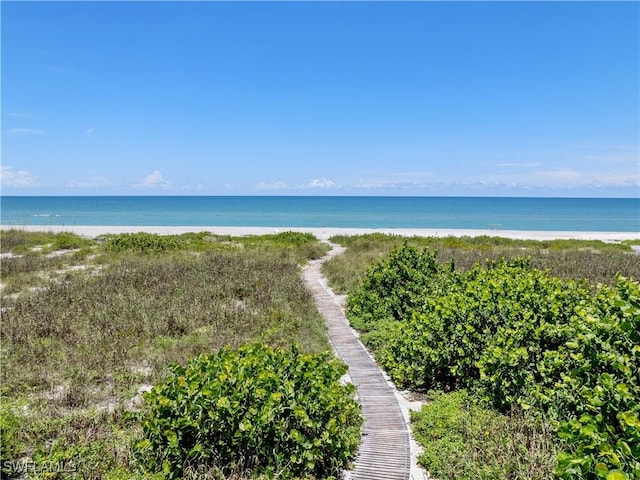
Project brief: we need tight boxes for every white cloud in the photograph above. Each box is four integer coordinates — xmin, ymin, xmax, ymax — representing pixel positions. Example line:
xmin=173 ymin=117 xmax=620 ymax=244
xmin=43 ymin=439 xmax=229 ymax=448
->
xmin=85 ymin=127 xmax=96 ymax=137
xmin=526 ymin=169 xmax=638 ymax=188
xmin=6 ymin=128 xmax=43 ymax=136
xmin=568 ymin=143 xmax=637 ymax=151
xmin=532 ymin=168 xmax=584 ymax=185
xmin=134 ymin=170 xmax=172 ymax=188
xmin=0 ymin=166 xmax=38 ymax=187
xmin=180 ymin=183 xmax=205 ymax=191
xmin=307 ymin=178 xmax=336 ymax=188
xmin=254 ymin=180 xmax=288 ymax=190
xmin=6 ymin=112 xmax=34 ymax=119
xmin=588 ymin=173 xmax=640 ymax=187
xmin=494 ymin=162 xmax=543 ymax=168
xmin=353 ymin=171 xmax=433 ymax=189
xmin=66 ymin=176 xmax=112 ymax=188
xmin=354 ymin=178 xmax=429 ymax=189
xmin=477 ymin=166 xmax=640 ymax=190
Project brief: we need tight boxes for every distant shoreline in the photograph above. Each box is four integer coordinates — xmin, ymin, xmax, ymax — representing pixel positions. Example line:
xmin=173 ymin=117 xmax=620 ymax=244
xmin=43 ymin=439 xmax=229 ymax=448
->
xmin=2 ymin=225 xmax=638 ymax=242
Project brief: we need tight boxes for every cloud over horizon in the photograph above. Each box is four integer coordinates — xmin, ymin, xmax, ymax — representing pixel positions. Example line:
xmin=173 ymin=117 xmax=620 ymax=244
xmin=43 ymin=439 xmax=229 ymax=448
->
xmin=254 ymin=180 xmax=288 ymax=191
xmin=307 ymin=178 xmax=337 ymax=188
xmin=66 ymin=176 xmax=113 ymax=189
xmin=134 ymin=170 xmax=172 ymax=188
xmin=6 ymin=128 xmax=43 ymax=136
xmin=0 ymin=166 xmax=39 ymax=187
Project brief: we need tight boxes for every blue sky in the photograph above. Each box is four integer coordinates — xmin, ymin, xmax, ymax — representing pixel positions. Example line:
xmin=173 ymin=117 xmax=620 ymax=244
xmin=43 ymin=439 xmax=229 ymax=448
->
xmin=2 ymin=1 xmax=638 ymax=197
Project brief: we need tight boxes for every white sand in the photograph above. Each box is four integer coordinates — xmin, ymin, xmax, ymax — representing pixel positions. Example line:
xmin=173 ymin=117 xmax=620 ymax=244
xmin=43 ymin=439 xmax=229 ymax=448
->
xmin=1 ymin=224 xmax=638 ymax=242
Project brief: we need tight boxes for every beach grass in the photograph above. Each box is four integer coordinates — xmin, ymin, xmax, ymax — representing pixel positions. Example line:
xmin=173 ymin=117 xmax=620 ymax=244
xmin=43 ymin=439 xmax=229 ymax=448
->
xmin=0 ymin=230 xmax=330 ymax=479
xmin=323 ymin=234 xmax=640 ymax=294
xmin=2 ymin=228 xmax=638 ymax=479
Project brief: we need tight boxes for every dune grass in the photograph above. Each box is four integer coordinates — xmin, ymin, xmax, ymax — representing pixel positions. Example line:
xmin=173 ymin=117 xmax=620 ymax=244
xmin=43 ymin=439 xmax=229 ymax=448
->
xmin=323 ymin=234 xmax=640 ymax=294
xmin=0 ymin=230 xmax=331 ymax=479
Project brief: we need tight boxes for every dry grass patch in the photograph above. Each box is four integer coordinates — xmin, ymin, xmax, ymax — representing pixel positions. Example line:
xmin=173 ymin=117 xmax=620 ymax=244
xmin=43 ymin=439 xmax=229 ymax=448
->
xmin=1 ymin=231 xmax=332 ymax=479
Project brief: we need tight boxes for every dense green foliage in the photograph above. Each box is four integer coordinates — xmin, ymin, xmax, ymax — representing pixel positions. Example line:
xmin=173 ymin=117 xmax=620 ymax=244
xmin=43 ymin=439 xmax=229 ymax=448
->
xmin=135 ymin=344 xmax=362 ymax=479
xmin=552 ymin=279 xmax=640 ymax=479
xmin=345 ymin=243 xmax=640 ymax=479
xmin=377 ymin=258 xmax=591 ymax=393
xmin=411 ymin=390 xmax=558 ymax=480
xmin=346 ymin=243 xmax=447 ymax=332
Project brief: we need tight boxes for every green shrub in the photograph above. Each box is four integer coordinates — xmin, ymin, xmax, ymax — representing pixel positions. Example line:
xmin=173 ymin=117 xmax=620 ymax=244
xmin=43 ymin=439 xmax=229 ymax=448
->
xmin=378 ymin=259 xmax=588 ymax=392
xmin=346 ymin=244 xmax=450 ymax=332
xmin=135 ymin=343 xmax=362 ymax=479
xmin=339 ymin=237 xmax=640 ymax=479
xmin=325 ymin=233 xmax=640 ymax=294
xmin=102 ymin=233 xmax=184 ymax=253
xmin=352 ymin=248 xmax=639 ymax=478
xmin=261 ymin=231 xmax=318 ymax=247
xmin=551 ymin=277 xmax=640 ymax=479
xmin=49 ymin=232 xmax=90 ymax=251
xmin=0 ymin=229 xmax=93 ymax=255
xmin=471 ymin=275 xmax=640 ymax=478
xmin=474 ymin=267 xmax=591 ymax=412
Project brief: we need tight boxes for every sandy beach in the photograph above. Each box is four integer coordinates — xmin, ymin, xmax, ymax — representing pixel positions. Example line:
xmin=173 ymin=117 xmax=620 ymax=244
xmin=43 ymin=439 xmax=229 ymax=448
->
xmin=2 ymin=224 xmax=638 ymax=242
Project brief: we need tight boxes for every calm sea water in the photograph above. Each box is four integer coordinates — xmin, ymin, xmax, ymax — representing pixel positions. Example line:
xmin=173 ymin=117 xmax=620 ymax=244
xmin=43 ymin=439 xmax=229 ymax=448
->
xmin=1 ymin=196 xmax=638 ymax=232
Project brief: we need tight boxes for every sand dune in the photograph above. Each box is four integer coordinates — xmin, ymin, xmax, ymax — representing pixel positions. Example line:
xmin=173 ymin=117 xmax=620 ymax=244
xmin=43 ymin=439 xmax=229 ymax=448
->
xmin=2 ymin=224 xmax=638 ymax=242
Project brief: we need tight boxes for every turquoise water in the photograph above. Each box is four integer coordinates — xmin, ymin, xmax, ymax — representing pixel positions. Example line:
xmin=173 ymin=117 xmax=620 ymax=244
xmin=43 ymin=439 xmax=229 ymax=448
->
xmin=1 ymin=196 xmax=638 ymax=232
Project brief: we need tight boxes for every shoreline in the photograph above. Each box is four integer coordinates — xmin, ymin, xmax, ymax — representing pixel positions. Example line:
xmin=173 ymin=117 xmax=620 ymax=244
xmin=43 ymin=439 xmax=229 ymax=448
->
xmin=2 ymin=225 xmax=638 ymax=242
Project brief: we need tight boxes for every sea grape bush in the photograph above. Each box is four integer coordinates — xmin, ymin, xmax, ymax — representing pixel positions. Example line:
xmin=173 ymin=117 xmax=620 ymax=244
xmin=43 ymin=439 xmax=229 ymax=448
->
xmin=348 ymin=248 xmax=640 ymax=479
xmin=346 ymin=244 xmax=450 ymax=332
xmin=474 ymin=275 xmax=640 ymax=478
xmin=135 ymin=343 xmax=362 ymax=479
xmin=473 ymin=265 xmax=592 ymax=411
xmin=552 ymin=277 xmax=640 ymax=479
xmin=378 ymin=259 xmax=590 ymax=392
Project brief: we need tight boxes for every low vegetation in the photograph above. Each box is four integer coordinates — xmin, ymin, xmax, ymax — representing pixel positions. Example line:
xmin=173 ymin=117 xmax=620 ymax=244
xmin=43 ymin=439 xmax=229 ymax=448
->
xmin=331 ymin=238 xmax=640 ymax=480
xmin=3 ymin=229 xmax=638 ymax=479
xmin=0 ymin=230 xmax=92 ymax=254
xmin=136 ymin=344 xmax=361 ymax=479
xmin=411 ymin=390 xmax=559 ymax=480
xmin=0 ymin=230 xmax=348 ymax=480
xmin=323 ymin=234 xmax=640 ymax=294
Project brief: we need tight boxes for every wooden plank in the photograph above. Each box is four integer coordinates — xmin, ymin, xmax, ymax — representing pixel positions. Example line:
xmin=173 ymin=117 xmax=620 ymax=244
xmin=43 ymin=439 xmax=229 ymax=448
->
xmin=303 ymin=247 xmax=412 ymax=480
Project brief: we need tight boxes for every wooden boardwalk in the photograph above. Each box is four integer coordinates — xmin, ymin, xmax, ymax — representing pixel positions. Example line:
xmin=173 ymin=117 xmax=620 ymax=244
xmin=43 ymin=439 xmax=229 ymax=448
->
xmin=303 ymin=244 xmax=411 ymax=480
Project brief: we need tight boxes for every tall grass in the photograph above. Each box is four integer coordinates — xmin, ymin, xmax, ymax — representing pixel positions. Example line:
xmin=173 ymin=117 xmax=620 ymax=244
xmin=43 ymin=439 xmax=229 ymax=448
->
xmin=324 ymin=234 xmax=640 ymax=293
xmin=411 ymin=390 xmax=559 ymax=480
xmin=0 ymin=231 xmax=331 ymax=479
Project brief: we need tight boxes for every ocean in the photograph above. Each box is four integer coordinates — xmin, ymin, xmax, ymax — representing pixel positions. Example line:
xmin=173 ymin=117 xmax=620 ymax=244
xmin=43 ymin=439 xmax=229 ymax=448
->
xmin=0 ymin=196 xmax=638 ymax=232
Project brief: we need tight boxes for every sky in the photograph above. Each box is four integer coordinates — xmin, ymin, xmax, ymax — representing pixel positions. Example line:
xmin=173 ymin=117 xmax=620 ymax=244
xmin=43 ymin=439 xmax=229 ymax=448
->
xmin=1 ymin=1 xmax=639 ymax=197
